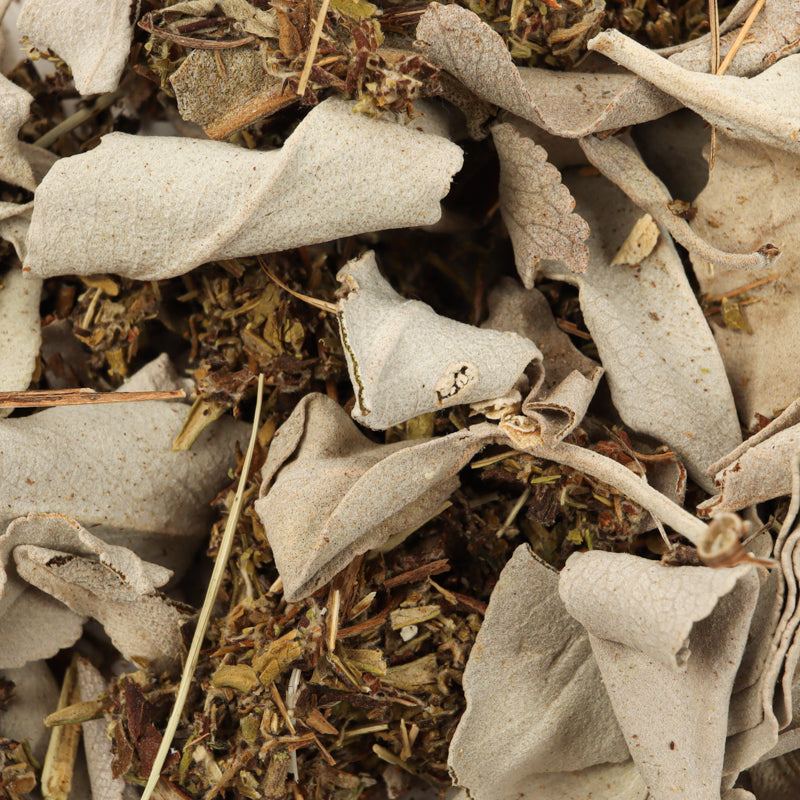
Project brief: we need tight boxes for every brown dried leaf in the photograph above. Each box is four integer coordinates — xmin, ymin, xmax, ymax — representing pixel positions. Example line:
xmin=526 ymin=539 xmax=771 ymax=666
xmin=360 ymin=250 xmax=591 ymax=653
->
xmin=492 ymin=121 xmax=590 ymax=286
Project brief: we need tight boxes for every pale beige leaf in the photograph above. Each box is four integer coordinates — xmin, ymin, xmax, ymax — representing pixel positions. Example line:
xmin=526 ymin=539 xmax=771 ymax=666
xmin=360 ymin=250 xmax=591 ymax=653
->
xmin=415 ymin=3 xmax=679 ymax=137
xmin=23 ymin=98 xmax=463 ymax=280
xmin=482 ymin=278 xmax=602 ymax=444
xmin=663 ymin=0 xmax=800 ymax=74
xmin=14 ymin=524 xmax=193 ymax=671
xmin=689 ymin=135 xmax=800 ymax=426
xmin=589 ymin=31 xmax=800 ymax=155
xmin=255 ymin=393 xmax=490 ymax=601
xmin=560 ymin=551 xmax=760 ymax=800
xmin=0 ymin=74 xmax=56 ymax=191
xmin=17 ymin=0 xmax=134 ymax=95
xmin=448 ymin=545 xmax=631 ymax=800
xmin=0 ymin=512 xmax=178 ymax=668
xmin=699 ymin=423 xmax=800 ymax=516
xmin=580 ymin=134 xmax=779 ymax=271
xmin=0 ymin=201 xmax=32 ymax=261
xmin=540 ymin=172 xmax=741 ymax=490
xmin=337 ymin=251 xmax=540 ymax=430
xmin=0 ymin=355 xmax=248 ymax=574
xmin=76 ymin=657 xmax=126 ymax=800
xmin=491 ymin=122 xmax=590 ymax=285
xmin=0 ymin=660 xmax=58 ymax=763
xmin=0 ymin=267 xmax=41 ymax=416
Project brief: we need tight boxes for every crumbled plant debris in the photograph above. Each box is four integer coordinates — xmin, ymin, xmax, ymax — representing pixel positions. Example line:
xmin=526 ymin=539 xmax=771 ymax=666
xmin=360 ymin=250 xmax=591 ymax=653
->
xmin=0 ymin=738 xmax=38 ymax=800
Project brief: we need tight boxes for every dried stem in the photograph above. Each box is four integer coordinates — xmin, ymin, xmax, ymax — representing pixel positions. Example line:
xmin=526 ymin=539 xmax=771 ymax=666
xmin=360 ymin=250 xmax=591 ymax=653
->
xmin=718 ymin=0 xmax=767 ymax=75
xmin=138 ymin=15 xmax=256 ymax=49
xmin=204 ymin=86 xmax=298 ymax=140
xmin=140 ymin=374 xmax=265 ymax=800
xmin=296 ymin=0 xmax=331 ymax=97
xmin=0 ymin=388 xmax=185 ymax=408
xmin=34 ymin=90 xmax=125 ymax=149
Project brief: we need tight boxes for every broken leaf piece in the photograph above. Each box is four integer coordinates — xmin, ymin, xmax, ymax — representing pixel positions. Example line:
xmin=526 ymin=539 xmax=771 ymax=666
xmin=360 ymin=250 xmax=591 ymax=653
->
xmin=0 ymin=202 xmax=32 ymax=262
xmin=579 ymin=134 xmax=780 ymax=271
xmin=23 ymin=98 xmax=463 ymax=280
xmin=254 ymin=393 xmax=488 ymax=600
xmin=0 ymin=355 xmax=247 ymax=574
xmin=609 ymin=213 xmax=659 ymax=267
xmin=17 ymin=0 xmax=134 ymax=95
xmin=0 ymin=74 xmax=56 ymax=191
xmin=482 ymin=278 xmax=602 ymax=445
xmin=0 ymin=513 xmax=191 ymax=670
xmin=337 ymin=251 xmax=540 ymax=430
xmin=169 ymin=48 xmax=292 ymax=137
xmin=589 ymin=31 xmax=800 ymax=156
xmin=0 ymin=268 xmax=41 ymax=417
xmin=491 ymin=121 xmax=590 ymax=286
xmin=540 ymin=171 xmax=741 ymax=489
xmin=699 ymin=423 xmax=800 ymax=515
xmin=415 ymin=3 xmax=679 ymax=138
xmin=560 ymin=551 xmax=760 ymax=800
xmin=690 ymin=135 xmax=800 ymax=425
xmin=449 ymin=545 xmax=636 ymax=800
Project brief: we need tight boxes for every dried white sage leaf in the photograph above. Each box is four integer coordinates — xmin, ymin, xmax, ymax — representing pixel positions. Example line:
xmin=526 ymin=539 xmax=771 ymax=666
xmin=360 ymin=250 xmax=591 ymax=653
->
xmin=0 ymin=512 xmax=179 ymax=669
xmin=0 ymin=201 xmax=32 ymax=261
xmin=580 ymin=133 xmax=780 ymax=271
xmin=0 ymin=267 xmax=41 ymax=416
xmin=482 ymin=278 xmax=602 ymax=444
xmin=255 ymin=393 xmax=490 ymax=601
xmin=699 ymin=424 xmax=800 ymax=515
xmin=415 ymin=3 xmax=679 ymax=137
xmin=14 ymin=521 xmax=193 ymax=671
xmin=23 ymin=98 xmax=463 ymax=280
xmin=589 ymin=31 xmax=800 ymax=155
xmin=337 ymin=251 xmax=541 ymax=430
xmin=690 ymin=135 xmax=800 ymax=426
xmin=560 ymin=551 xmax=760 ymax=800
xmin=0 ymin=660 xmax=58 ymax=762
xmin=540 ymin=172 xmax=741 ymax=489
xmin=491 ymin=121 xmax=590 ymax=286
xmin=449 ymin=545 xmax=633 ymax=800
xmin=0 ymin=74 xmax=56 ymax=191
xmin=663 ymin=0 xmax=799 ymax=75
xmin=17 ymin=0 xmax=134 ymax=95
xmin=76 ymin=657 xmax=126 ymax=800
xmin=0 ymin=355 xmax=248 ymax=574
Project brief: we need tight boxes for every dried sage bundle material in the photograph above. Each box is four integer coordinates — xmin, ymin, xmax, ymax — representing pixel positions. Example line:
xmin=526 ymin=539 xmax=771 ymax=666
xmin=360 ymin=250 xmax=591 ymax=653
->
xmin=22 ymin=98 xmax=463 ymax=280
xmin=337 ymin=251 xmax=541 ymax=430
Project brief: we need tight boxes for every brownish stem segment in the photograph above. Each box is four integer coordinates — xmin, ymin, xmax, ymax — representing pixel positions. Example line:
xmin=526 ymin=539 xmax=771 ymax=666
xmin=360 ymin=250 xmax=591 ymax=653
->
xmin=0 ymin=388 xmax=185 ymax=408
xmin=204 ymin=86 xmax=299 ymax=140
